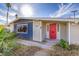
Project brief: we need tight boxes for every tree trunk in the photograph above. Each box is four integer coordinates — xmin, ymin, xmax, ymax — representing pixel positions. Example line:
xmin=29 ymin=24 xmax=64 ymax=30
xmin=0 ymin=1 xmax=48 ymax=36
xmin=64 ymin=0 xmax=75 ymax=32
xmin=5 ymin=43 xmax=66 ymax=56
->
xmin=6 ymin=7 xmax=9 ymax=25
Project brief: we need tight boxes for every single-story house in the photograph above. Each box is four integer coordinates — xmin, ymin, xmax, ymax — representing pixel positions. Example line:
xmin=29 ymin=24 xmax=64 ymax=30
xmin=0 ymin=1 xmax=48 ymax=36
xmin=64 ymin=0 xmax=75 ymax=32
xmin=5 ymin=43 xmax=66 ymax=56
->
xmin=9 ymin=17 xmax=79 ymax=45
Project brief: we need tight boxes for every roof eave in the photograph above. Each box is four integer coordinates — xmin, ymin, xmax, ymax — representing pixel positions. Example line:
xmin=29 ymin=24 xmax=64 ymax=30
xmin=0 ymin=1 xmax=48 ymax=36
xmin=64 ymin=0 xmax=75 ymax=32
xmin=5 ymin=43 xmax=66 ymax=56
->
xmin=9 ymin=17 xmax=79 ymax=25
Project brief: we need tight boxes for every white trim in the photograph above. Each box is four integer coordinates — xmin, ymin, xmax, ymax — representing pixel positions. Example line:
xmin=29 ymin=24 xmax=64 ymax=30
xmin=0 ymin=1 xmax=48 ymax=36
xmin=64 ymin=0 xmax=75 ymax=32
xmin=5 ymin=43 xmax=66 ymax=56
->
xmin=15 ymin=21 xmax=33 ymax=24
xmin=16 ymin=23 xmax=28 ymax=34
xmin=46 ymin=23 xmax=50 ymax=39
xmin=68 ymin=22 xmax=71 ymax=45
xmin=46 ymin=23 xmax=60 ymax=40
xmin=59 ymin=24 xmax=61 ymax=40
xmin=57 ymin=23 xmax=61 ymax=40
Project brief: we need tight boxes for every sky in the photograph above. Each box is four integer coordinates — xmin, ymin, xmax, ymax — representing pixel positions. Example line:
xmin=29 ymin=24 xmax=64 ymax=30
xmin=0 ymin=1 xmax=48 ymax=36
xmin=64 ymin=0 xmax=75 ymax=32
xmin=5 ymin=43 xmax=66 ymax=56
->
xmin=0 ymin=3 xmax=79 ymax=24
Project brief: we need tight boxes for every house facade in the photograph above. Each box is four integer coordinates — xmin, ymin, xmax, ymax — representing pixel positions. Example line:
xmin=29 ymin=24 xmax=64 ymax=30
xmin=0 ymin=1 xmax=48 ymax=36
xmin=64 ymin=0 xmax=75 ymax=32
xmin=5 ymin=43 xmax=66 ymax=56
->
xmin=9 ymin=17 xmax=79 ymax=45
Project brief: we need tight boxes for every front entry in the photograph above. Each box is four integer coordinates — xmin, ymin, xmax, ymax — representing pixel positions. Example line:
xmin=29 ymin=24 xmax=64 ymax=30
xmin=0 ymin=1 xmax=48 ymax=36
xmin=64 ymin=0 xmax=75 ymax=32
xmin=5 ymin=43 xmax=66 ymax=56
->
xmin=49 ymin=23 xmax=57 ymax=40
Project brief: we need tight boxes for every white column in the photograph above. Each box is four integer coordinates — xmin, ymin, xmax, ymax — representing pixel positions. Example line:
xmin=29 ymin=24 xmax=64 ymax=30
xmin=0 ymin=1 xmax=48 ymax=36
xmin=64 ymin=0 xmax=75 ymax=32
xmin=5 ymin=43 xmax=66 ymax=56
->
xmin=68 ymin=22 xmax=71 ymax=45
xmin=46 ymin=23 xmax=49 ymax=39
xmin=57 ymin=23 xmax=61 ymax=40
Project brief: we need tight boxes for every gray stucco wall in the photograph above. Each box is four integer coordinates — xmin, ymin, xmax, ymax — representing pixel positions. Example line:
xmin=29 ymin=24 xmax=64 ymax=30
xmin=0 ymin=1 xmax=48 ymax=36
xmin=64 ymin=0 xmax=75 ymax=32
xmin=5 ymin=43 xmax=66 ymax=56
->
xmin=60 ymin=23 xmax=68 ymax=41
xmin=70 ymin=23 xmax=79 ymax=44
xmin=42 ymin=21 xmax=68 ymax=41
xmin=9 ymin=23 xmax=14 ymax=32
xmin=42 ymin=22 xmax=46 ymax=40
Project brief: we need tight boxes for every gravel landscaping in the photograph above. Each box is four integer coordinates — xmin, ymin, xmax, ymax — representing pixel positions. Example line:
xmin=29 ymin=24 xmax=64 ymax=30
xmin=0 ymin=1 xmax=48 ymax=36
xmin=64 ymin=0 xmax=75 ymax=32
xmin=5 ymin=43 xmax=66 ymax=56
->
xmin=11 ymin=44 xmax=79 ymax=56
xmin=12 ymin=45 xmax=42 ymax=56
xmin=48 ymin=44 xmax=79 ymax=56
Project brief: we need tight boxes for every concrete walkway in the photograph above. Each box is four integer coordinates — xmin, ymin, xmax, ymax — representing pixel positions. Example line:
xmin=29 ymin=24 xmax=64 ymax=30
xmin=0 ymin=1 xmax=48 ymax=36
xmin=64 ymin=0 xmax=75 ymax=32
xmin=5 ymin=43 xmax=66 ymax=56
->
xmin=17 ymin=39 xmax=58 ymax=49
xmin=34 ymin=50 xmax=50 ymax=56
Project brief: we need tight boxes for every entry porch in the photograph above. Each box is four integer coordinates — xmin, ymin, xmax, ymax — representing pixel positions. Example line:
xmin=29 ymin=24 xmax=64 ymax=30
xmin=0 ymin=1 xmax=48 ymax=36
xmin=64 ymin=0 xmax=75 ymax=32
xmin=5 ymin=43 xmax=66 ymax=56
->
xmin=33 ymin=20 xmax=69 ymax=44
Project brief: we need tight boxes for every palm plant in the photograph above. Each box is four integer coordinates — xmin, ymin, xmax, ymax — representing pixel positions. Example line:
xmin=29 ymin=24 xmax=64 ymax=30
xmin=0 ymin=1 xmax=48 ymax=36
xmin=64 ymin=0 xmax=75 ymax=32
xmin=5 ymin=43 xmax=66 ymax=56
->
xmin=0 ymin=28 xmax=16 ymax=56
xmin=5 ymin=3 xmax=11 ymax=25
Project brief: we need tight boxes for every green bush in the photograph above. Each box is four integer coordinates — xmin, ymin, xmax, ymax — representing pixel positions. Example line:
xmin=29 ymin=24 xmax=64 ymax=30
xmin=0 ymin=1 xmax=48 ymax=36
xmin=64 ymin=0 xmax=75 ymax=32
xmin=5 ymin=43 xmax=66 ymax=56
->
xmin=0 ymin=29 xmax=16 ymax=55
xmin=59 ymin=39 xmax=69 ymax=49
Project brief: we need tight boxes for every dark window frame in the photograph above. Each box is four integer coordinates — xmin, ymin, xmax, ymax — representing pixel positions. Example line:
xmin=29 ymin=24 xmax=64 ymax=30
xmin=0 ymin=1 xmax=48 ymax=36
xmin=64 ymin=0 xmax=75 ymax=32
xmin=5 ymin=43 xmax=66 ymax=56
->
xmin=16 ymin=24 xmax=28 ymax=33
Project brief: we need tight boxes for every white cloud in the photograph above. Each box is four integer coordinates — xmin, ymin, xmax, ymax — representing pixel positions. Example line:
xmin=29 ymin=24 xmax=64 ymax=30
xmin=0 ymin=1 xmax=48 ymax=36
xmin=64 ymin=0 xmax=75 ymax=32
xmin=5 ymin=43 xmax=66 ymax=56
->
xmin=0 ymin=9 xmax=6 ymax=16
xmin=0 ymin=9 xmax=4 ymax=13
xmin=20 ymin=4 xmax=34 ymax=17
xmin=11 ymin=4 xmax=19 ymax=11
xmin=0 ymin=15 xmax=6 ymax=21
xmin=50 ymin=3 xmax=72 ymax=18
xmin=11 ymin=3 xmax=20 ymax=14
xmin=50 ymin=3 xmax=65 ymax=17
xmin=0 ymin=14 xmax=16 ymax=24
xmin=0 ymin=8 xmax=17 ymax=17
xmin=0 ymin=4 xmax=19 ymax=25
xmin=0 ymin=22 xmax=5 ymax=25
xmin=56 ymin=3 xmax=72 ymax=17
xmin=9 ymin=12 xmax=16 ymax=16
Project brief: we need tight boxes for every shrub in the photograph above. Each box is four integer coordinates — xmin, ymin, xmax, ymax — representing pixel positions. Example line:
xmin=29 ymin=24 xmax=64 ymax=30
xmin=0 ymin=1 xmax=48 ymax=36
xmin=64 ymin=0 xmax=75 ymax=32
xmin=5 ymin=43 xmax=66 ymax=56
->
xmin=59 ymin=39 xmax=69 ymax=49
xmin=0 ymin=28 xmax=16 ymax=55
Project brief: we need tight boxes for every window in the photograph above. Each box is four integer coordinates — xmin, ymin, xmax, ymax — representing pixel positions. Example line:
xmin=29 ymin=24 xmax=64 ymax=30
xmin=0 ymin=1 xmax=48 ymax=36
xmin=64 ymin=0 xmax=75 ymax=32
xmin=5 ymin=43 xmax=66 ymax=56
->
xmin=17 ymin=24 xmax=28 ymax=33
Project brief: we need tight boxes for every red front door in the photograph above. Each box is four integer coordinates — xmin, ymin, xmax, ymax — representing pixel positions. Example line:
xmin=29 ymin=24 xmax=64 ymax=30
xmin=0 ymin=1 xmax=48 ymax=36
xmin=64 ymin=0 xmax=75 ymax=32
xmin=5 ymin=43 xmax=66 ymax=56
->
xmin=49 ymin=23 xmax=57 ymax=40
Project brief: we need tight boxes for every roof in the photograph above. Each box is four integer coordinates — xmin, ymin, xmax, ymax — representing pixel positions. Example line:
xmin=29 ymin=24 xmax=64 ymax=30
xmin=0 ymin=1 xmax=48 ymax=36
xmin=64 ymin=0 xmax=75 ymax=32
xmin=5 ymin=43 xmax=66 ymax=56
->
xmin=9 ymin=17 xmax=79 ymax=24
